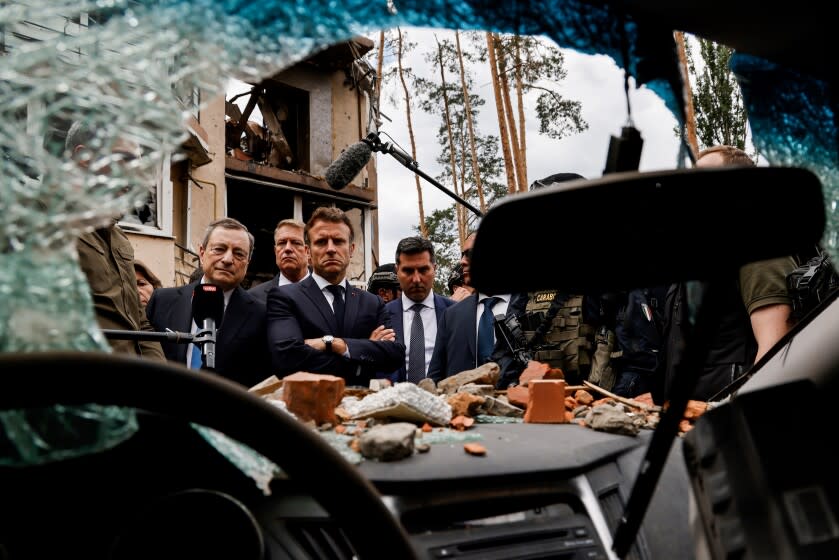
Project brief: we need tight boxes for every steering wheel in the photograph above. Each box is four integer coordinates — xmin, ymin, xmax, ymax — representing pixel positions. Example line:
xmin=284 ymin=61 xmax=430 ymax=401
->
xmin=0 ymin=351 xmax=417 ymax=559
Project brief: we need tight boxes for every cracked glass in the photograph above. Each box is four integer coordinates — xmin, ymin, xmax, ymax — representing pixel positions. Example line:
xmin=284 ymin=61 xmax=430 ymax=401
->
xmin=0 ymin=0 xmax=836 ymax=469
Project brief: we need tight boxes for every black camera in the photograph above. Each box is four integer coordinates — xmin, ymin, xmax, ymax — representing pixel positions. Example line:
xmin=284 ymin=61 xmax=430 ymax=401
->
xmin=447 ymin=263 xmax=465 ymax=295
xmin=787 ymin=251 xmax=839 ymax=320
xmin=495 ymin=313 xmax=534 ymax=370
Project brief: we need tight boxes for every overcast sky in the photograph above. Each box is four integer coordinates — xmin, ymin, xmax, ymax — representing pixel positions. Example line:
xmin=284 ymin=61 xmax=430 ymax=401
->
xmin=372 ymin=27 xmax=682 ymax=265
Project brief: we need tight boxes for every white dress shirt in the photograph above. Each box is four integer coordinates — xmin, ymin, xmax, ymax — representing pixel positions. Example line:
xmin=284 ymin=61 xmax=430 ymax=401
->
xmin=401 ymin=292 xmax=437 ymax=376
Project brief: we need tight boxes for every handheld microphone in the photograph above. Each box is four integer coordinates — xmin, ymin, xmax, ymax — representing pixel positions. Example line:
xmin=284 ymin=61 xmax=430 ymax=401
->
xmin=323 ymin=140 xmax=373 ymax=190
xmin=192 ymin=283 xmax=224 ymax=370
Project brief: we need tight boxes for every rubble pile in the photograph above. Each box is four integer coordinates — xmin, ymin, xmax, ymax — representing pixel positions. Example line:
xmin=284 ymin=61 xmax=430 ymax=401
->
xmin=251 ymin=360 xmax=709 ymax=463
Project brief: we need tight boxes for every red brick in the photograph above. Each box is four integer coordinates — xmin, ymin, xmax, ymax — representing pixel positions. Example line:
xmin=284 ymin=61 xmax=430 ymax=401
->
xmin=281 ymin=372 xmax=345 ymax=425
xmin=523 ymin=380 xmax=568 ymax=424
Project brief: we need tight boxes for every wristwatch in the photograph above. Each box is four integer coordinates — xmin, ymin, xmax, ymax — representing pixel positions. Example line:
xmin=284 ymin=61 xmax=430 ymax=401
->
xmin=322 ymin=335 xmax=334 ymax=351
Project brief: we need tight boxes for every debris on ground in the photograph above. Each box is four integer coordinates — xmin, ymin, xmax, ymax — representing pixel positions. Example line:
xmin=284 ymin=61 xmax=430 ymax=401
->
xmin=252 ymin=363 xmax=711 ymax=464
xmin=464 ymin=443 xmax=487 ymax=456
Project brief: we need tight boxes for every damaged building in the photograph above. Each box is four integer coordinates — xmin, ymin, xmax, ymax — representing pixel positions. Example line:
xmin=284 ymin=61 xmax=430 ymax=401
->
xmin=3 ymin=12 xmax=384 ymax=288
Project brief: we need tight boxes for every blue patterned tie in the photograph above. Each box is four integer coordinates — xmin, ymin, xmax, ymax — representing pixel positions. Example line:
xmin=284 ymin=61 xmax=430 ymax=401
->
xmin=477 ymin=297 xmax=499 ymax=365
xmin=407 ymin=303 xmax=425 ymax=383
xmin=190 ymin=343 xmax=203 ymax=369
xmin=326 ymin=284 xmax=345 ymax=333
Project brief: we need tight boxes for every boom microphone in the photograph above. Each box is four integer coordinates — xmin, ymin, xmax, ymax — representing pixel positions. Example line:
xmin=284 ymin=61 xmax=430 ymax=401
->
xmin=324 ymin=140 xmax=373 ymax=190
xmin=192 ymin=283 xmax=224 ymax=370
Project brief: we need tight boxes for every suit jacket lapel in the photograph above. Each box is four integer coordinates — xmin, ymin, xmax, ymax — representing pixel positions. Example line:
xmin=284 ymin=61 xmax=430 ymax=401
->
xmin=301 ymin=276 xmax=337 ymax=332
xmin=434 ymin=295 xmax=446 ymax=324
xmin=392 ymin=300 xmax=405 ymax=344
xmin=218 ymin=287 xmax=248 ymax=348
xmin=173 ymin=283 xmax=195 ymax=362
xmin=467 ymin=293 xmax=479 ymax=362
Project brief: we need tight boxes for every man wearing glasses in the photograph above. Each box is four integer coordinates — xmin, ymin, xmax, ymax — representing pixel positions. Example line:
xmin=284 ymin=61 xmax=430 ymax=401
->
xmin=146 ymin=217 xmax=272 ymax=388
xmin=248 ymin=218 xmax=311 ymax=304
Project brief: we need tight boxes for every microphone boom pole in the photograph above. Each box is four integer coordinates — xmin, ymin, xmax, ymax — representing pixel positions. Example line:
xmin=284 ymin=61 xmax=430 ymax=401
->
xmin=367 ymin=132 xmax=484 ymax=218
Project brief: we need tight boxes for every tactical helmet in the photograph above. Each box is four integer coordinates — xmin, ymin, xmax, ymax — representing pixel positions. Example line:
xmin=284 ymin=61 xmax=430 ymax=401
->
xmin=367 ymin=263 xmax=399 ymax=293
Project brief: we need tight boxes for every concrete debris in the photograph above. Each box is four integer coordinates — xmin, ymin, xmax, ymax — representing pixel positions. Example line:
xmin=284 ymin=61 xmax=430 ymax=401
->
xmin=358 ymin=422 xmax=417 ymax=461
xmin=417 ymin=377 xmax=437 ymax=394
xmin=585 ymin=404 xmax=641 ymax=436
xmin=342 ymin=382 xmax=452 ymax=426
xmin=477 ymin=396 xmax=524 ymax=418
xmin=458 ymin=383 xmax=495 ymax=397
xmin=437 ymin=362 xmax=500 ymax=395
xmin=447 ymin=392 xmax=485 ymax=417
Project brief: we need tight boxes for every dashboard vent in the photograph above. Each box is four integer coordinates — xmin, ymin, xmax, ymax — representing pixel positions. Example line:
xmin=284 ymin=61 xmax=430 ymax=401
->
xmin=285 ymin=520 xmax=357 ymax=560
xmin=598 ymin=487 xmax=643 ymax=560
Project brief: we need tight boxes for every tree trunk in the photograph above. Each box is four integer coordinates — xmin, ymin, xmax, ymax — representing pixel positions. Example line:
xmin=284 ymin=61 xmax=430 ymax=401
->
xmin=435 ymin=37 xmax=464 ymax=244
xmin=455 ymin=31 xmax=487 ymax=214
xmin=675 ymin=31 xmax=699 ymax=160
xmin=458 ymin=130 xmax=469 ymax=237
xmin=486 ymin=32 xmax=517 ymax=195
xmin=375 ymin=30 xmax=385 ymax=126
xmin=514 ymin=37 xmax=528 ymax=191
xmin=496 ymin=38 xmax=523 ymax=194
xmin=397 ymin=28 xmax=427 ymax=237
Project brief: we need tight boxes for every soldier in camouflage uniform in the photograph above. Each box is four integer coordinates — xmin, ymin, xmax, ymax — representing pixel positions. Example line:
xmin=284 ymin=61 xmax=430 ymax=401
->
xmin=495 ymin=289 xmax=604 ymax=387
xmin=493 ymin=172 xmax=614 ymax=388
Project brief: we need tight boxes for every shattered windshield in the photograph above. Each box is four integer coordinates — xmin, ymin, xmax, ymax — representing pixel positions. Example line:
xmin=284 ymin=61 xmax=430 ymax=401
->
xmin=0 ymin=0 xmax=836 ymax=467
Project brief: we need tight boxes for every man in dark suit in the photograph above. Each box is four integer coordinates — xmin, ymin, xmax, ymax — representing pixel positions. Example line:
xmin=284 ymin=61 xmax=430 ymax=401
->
xmin=146 ymin=217 xmax=271 ymax=388
xmin=427 ymin=232 xmax=511 ymax=383
xmin=267 ymin=207 xmax=405 ymax=385
xmin=248 ymin=218 xmax=310 ymax=304
xmin=382 ymin=236 xmax=454 ymax=384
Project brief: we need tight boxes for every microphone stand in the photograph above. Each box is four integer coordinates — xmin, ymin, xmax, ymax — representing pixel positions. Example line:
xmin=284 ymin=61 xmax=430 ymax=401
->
xmin=102 ymin=328 xmax=217 ymax=370
xmin=364 ymin=132 xmax=484 ymax=218
xmin=101 ymin=329 xmax=194 ymax=343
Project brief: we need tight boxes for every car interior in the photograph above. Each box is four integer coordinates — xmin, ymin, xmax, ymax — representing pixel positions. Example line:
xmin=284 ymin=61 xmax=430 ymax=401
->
xmin=1 ymin=1 xmax=837 ymax=559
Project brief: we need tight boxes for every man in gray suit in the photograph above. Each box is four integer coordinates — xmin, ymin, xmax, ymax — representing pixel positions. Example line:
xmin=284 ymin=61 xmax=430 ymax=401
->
xmin=248 ymin=218 xmax=310 ymax=303
xmin=383 ymin=236 xmax=455 ymax=384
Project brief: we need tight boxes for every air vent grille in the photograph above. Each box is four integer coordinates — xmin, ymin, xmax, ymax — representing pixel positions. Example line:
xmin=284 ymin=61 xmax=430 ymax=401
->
xmin=598 ymin=487 xmax=642 ymax=560
xmin=286 ymin=520 xmax=357 ymax=560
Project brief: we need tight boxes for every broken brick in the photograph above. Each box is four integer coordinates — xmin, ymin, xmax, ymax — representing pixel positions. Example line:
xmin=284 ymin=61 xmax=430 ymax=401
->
xmin=524 ymin=379 xmax=568 ymax=424
xmin=464 ymin=443 xmax=487 ymax=456
xmin=518 ymin=361 xmax=551 ymax=386
xmin=281 ymin=372 xmax=345 ymax=425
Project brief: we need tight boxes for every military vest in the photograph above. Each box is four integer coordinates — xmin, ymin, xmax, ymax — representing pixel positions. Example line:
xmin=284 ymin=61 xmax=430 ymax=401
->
xmin=522 ymin=290 xmax=596 ymax=384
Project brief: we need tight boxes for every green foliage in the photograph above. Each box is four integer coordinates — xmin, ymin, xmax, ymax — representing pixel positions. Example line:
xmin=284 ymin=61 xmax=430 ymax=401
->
xmin=416 ymin=205 xmax=459 ymax=294
xmin=534 ymin=92 xmax=587 ymax=139
xmin=685 ymin=37 xmax=750 ymax=151
xmin=470 ymin=32 xmax=588 ymax=140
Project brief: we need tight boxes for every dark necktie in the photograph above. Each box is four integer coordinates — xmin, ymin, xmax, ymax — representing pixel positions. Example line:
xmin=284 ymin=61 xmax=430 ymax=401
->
xmin=326 ymin=284 xmax=345 ymax=333
xmin=477 ymin=296 xmax=499 ymax=365
xmin=407 ymin=303 xmax=426 ymax=383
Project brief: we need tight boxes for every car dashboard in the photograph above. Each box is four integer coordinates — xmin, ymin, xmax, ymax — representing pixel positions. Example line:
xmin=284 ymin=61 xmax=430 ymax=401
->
xmin=0 ymin=408 xmax=694 ymax=560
